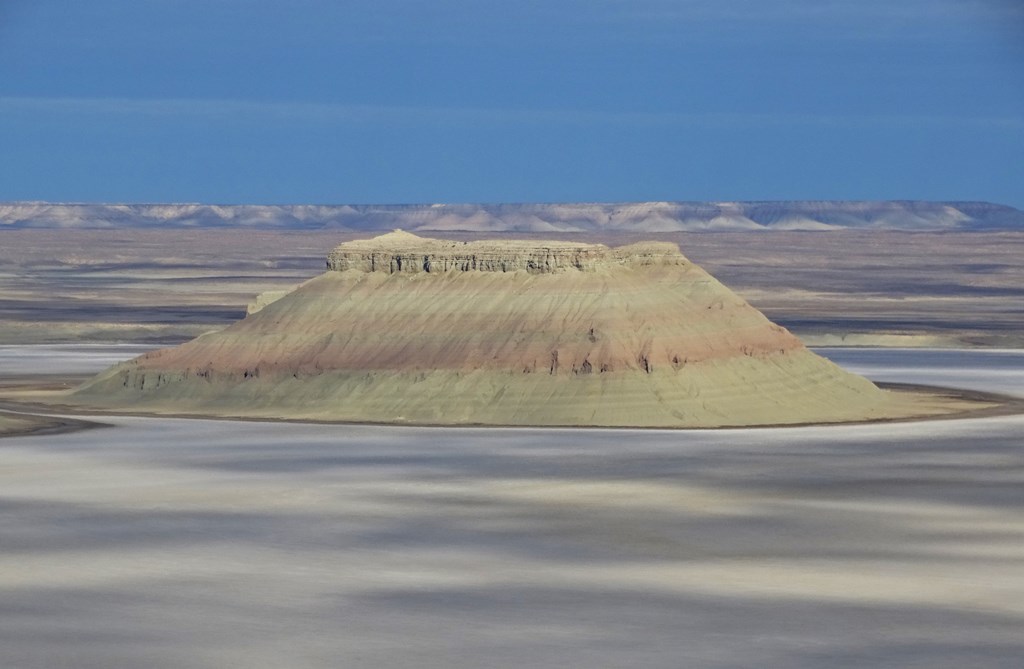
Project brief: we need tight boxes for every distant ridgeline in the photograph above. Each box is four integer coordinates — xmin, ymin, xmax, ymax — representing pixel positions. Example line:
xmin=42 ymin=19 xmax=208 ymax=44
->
xmin=1 ymin=201 xmax=1022 ymax=232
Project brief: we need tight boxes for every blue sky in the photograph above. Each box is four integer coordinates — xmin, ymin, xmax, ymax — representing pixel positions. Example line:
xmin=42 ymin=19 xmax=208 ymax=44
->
xmin=1 ymin=0 xmax=1021 ymax=205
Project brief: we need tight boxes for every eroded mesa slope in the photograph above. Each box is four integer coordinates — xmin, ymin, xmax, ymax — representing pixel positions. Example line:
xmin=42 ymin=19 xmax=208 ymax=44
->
xmin=73 ymin=231 xmax=913 ymax=426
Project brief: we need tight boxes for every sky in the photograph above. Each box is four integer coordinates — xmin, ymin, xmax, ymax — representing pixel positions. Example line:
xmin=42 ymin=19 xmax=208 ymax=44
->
xmin=0 ymin=0 xmax=1022 ymax=206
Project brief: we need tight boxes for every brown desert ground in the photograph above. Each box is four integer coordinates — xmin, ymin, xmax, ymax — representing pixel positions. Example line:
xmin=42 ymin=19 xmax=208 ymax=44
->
xmin=0 ymin=409 xmax=99 ymax=438
xmin=0 ymin=412 xmax=38 ymax=436
xmin=0 ymin=228 xmax=1021 ymax=347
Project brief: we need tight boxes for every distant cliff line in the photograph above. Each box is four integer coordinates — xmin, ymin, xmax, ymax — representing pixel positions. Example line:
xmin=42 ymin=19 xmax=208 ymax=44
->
xmin=2 ymin=200 xmax=1022 ymax=232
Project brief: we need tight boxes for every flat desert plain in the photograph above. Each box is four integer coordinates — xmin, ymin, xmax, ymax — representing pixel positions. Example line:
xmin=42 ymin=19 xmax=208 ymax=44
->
xmin=1 ymin=229 xmax=1022 ymax=346
xmin=0 ymin=346 xmax=1023 ymax=668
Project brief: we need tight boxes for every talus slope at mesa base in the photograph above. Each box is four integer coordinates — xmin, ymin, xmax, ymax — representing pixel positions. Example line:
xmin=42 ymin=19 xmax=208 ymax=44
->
xmin=71 ymin=231 xmax=944 ymax=427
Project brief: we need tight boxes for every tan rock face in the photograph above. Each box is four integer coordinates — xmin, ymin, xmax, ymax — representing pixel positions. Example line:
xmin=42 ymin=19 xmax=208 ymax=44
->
xmin=72 ymin=231 xmax=905 ymax=427
xmin=324 ymin=230 xmax=682 ymax=274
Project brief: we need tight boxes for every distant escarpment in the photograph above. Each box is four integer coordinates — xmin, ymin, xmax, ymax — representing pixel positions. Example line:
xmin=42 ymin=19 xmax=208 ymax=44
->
xmin=70 ymin=232 xmax=948 ymax=427
xmin=3 ymin=200 xmax=1022 ymax=231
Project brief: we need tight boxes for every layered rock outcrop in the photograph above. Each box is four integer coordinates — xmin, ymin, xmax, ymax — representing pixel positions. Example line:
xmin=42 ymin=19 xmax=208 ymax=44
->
xmin=325 ymin=230 xmax=681 ymax=274
xmin=70 ymin=232 xmax=928 ymax=427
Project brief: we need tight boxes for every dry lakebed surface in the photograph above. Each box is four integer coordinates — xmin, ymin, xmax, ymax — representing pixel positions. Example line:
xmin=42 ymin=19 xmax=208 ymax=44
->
xmin=0 ymin=344 xmax=1022 ymax=668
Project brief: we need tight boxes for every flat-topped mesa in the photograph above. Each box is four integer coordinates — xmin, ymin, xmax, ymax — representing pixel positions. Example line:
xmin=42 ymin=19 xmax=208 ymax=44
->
xmin=326 ymin=230 xmax=685 ymax=274
xmin=69 ymin=229 xmax=938 ymax=428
